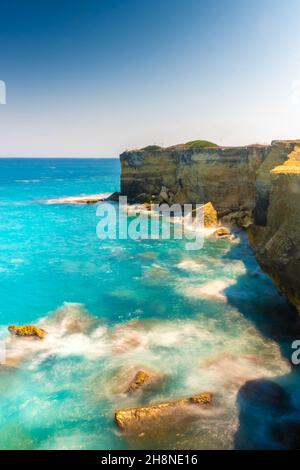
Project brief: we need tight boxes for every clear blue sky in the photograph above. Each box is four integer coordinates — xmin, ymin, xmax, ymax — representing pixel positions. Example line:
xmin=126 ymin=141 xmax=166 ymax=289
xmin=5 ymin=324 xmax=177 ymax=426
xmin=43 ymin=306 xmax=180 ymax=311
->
xmin=0 ymin=0 xmax=300 ymax=156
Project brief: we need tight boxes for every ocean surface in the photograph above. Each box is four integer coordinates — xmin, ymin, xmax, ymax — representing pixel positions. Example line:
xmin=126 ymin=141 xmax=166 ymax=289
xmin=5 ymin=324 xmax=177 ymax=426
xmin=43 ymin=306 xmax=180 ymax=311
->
xmin=0 ymin=158 xmax=299 ymax=450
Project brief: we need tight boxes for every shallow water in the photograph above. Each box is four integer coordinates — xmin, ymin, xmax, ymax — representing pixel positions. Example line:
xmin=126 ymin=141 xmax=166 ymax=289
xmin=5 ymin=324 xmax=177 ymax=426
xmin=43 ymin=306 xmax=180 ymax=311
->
xmin=0 ymin=158 xmax=299 ymax=450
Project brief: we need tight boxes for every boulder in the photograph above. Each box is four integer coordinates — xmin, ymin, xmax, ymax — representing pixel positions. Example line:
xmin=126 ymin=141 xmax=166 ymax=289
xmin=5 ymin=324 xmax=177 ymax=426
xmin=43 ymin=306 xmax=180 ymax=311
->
xmin=221 ymin=210 xmax=253 ymax=228
xmin=213 ymin=227 xmax=231 ymax=238
xmin=238 ymin=379 xmax=288 ymax=409
xmin=191 ymin=202 xmax=218 ymax=227
xmin=203 ymin=202 xmax=218 ymax=227
xmin=8 ymin=325 xmax=46 ymax=339
xmin=125 ymin=369 xmax=163 ymax=394
xmin=115 ymin=391 xmax=213 ymax=431
xmin=158 ymin=186 xmax=170 ymax=203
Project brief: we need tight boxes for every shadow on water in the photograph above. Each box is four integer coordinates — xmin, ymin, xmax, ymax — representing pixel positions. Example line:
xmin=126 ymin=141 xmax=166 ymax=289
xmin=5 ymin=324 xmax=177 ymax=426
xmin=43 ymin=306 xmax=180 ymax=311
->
xmin=224 ymin=232 xmax=300 ymax=449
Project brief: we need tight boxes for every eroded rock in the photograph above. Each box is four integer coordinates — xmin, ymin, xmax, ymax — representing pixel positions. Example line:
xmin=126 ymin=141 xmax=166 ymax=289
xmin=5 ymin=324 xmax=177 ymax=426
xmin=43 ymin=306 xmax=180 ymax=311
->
xmin=125 ymin=369 xmax=163 ymax=395
xmin=203 ymin=202 xmax=218 ymax=227
xmin=8 ymin=325 xmax=46 ymax=339
xmin=213 ymin=227 xmax=231 ymax=238
xmin=115 ymin=391 xmax=213 ymax=431
xmin=250 ymin=143 xmax=300 ymax=313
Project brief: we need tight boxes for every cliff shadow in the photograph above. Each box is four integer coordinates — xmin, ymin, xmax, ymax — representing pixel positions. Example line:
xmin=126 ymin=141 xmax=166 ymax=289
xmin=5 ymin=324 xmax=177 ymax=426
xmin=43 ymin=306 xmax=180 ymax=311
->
xmin=222 ymin=231 xmax=300 ymax=449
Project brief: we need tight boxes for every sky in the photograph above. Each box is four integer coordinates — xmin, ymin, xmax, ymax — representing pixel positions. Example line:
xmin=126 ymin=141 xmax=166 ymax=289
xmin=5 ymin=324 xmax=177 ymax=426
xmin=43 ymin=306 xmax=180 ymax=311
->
xmin=0 ymin=0 xmax=300 ymax=157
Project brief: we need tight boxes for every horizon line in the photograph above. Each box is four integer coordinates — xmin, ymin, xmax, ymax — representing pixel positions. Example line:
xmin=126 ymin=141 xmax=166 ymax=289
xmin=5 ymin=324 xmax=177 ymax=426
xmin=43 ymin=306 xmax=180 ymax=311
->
xmin=0 ymin=155 xmax=120 ymax=159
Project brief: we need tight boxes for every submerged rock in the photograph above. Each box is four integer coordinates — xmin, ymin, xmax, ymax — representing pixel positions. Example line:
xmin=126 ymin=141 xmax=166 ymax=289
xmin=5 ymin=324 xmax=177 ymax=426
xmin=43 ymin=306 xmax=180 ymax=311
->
xmin=8 ymin=325 xmax=46 ymax=339
xmin=238 ymin=379 xmax=289 ymax=409
xmin=41 ymin=302 xmax=97 ymax=335
xmin=125 ymin=369 xmax=163 ymax=395
xmin=213 ymin=227 xmax=231 ymax=238
xmin=115 ymin=391 xmax=213 ymax=431
xmin=0 ymin=364 xmax=17 ymax=372
xmin=126 ymin=370 xmax=151 ymax=394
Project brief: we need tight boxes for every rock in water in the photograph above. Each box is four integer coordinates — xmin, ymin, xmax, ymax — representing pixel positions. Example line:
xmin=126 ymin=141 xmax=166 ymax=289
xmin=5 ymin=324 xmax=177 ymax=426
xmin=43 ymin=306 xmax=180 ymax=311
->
xmin=213 ymin=227 xmax=231 ymax=238
xmin=191 ymin=202 xmax=218 ymax=227
xmin=126 ymin=370 xmax=151 ymax=394
xmin=8 ymin=325 xmax=46 ymax=339
xmin=125 ymin=370 xmax=163 ymax=394
xmin=203 ymin=202 xmax=218 ymax=227
xmin=115 ymin=391 xmax=213 ymax=431
xmin=189 ymin=392 xmax=213 ymax=405
xmin=0 ymin=364 xmax=17 ymax=372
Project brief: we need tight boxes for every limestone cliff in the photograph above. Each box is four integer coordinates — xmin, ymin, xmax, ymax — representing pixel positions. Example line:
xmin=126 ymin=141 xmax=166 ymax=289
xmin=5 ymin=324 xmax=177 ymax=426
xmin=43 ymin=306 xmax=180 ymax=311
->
xmin=120 ymin=140 xmax=300 ymax=314
xmin=121 ymin=145 xmax=269 ymax=217
xmin=249 ymin=142 xmax=300 ymax=313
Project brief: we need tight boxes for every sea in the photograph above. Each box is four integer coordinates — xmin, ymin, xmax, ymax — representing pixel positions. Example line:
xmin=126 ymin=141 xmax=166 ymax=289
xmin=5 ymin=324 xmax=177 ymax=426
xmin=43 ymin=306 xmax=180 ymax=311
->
xmin=0 ymin=157 xmax=299 ymax=450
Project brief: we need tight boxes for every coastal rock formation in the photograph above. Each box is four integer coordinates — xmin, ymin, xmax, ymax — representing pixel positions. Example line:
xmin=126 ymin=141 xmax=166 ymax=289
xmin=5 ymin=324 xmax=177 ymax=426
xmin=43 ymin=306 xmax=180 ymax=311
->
xmin=249 ymin=142 xmax=300 ymax=313
xmin=120 ymin=144 xmax=268 ymax=213
xmin=115 ymin=391 xmax=213 ymax=431
xmin=120 ymin=140 xmax=300 ymax=314
xmin=213 ymin=227 xmax=231 ymax=238
xmin=126 ymin=370 xmax=162 ymax=395
xmin=8 ymin=325 xmax=46 ymax=339
xmin=46 ymin=193 xmax=111 ymax=204
xmin=202 ymin=202 xmax=218 ymax=227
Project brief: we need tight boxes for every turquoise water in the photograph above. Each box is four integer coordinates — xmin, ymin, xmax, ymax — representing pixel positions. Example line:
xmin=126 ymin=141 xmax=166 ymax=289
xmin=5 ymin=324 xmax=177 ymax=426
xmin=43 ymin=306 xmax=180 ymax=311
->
xmin=0 ymin=158 xmax=298 ymax=450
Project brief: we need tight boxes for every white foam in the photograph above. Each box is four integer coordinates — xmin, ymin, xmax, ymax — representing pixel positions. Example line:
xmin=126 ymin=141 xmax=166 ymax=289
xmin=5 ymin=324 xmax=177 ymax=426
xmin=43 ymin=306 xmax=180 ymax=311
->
xmin=15 ymin=179 xmax=41 ymax=183
xmin=176 ymin=259 xmax=205 ymax=272
xmin=45 ymin=193 xmax=111 ymax=205
xmin=180 ymin=279 xmax=236 ymax=302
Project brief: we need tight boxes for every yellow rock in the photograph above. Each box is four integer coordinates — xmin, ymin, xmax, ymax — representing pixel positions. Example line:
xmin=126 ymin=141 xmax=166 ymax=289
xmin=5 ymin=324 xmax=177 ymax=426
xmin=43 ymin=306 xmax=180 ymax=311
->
xmin=203 ymin=202 xmax=218 ymax=227
xmin=8 ymin=325 xmax=46 ymax=339
xmin=192 ymin=202 xmax=218 ymax=227
xmin=126 ymin=370 xmax=152 ymax=394
xmin=189 ymin=391 xmax=213 ymax=405
xmin=115 ymin=391 xmax=213 ymax=431
xmin=213 ymin=227 xmax=231 ymax=238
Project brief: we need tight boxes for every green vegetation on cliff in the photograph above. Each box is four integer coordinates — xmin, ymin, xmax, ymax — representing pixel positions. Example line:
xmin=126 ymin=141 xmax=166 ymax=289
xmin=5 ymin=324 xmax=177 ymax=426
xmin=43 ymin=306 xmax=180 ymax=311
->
xmin=139 ymin=141 xmax=218 ymax=152
xmin=185 ymin=140 xmax=218 ymax=149
xmin=141 ymin=145 xmax=162 ymax=151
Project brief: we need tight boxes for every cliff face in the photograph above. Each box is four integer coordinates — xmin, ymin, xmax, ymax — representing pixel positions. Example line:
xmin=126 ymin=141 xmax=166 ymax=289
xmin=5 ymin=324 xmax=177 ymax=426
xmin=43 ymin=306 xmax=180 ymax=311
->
xmin=120 ymin=140 xmax=300 ymax=314
xmin=121 ymin=146 xmax=269 ymax=214
xmin=249 ymin=142 xmax=300 ymax=313
xmin=253 ymin=141 xmax=298 ymax=225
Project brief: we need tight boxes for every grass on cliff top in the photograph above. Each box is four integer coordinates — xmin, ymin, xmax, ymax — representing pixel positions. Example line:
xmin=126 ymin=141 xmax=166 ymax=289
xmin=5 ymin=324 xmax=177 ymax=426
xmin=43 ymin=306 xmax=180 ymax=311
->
xmin=185 ymin=140 xmax=218 ymax=149
xmin=141 ymin=145 xmax=162 ymax=151
xmin=139 ymin=141 xmax=218 ymax=152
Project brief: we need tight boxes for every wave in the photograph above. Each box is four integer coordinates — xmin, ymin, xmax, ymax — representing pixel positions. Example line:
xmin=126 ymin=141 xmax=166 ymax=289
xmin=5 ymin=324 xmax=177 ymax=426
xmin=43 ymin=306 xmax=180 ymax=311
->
xmin=179 ymin=279 xmax=236 ymax=302
xmin=1 ymin=301 xmax=291 ymax=450
xmin=176 ymin=259 xmax=205 ymax=272
xmin=15 ymin=179 xmax=42 ymax=184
